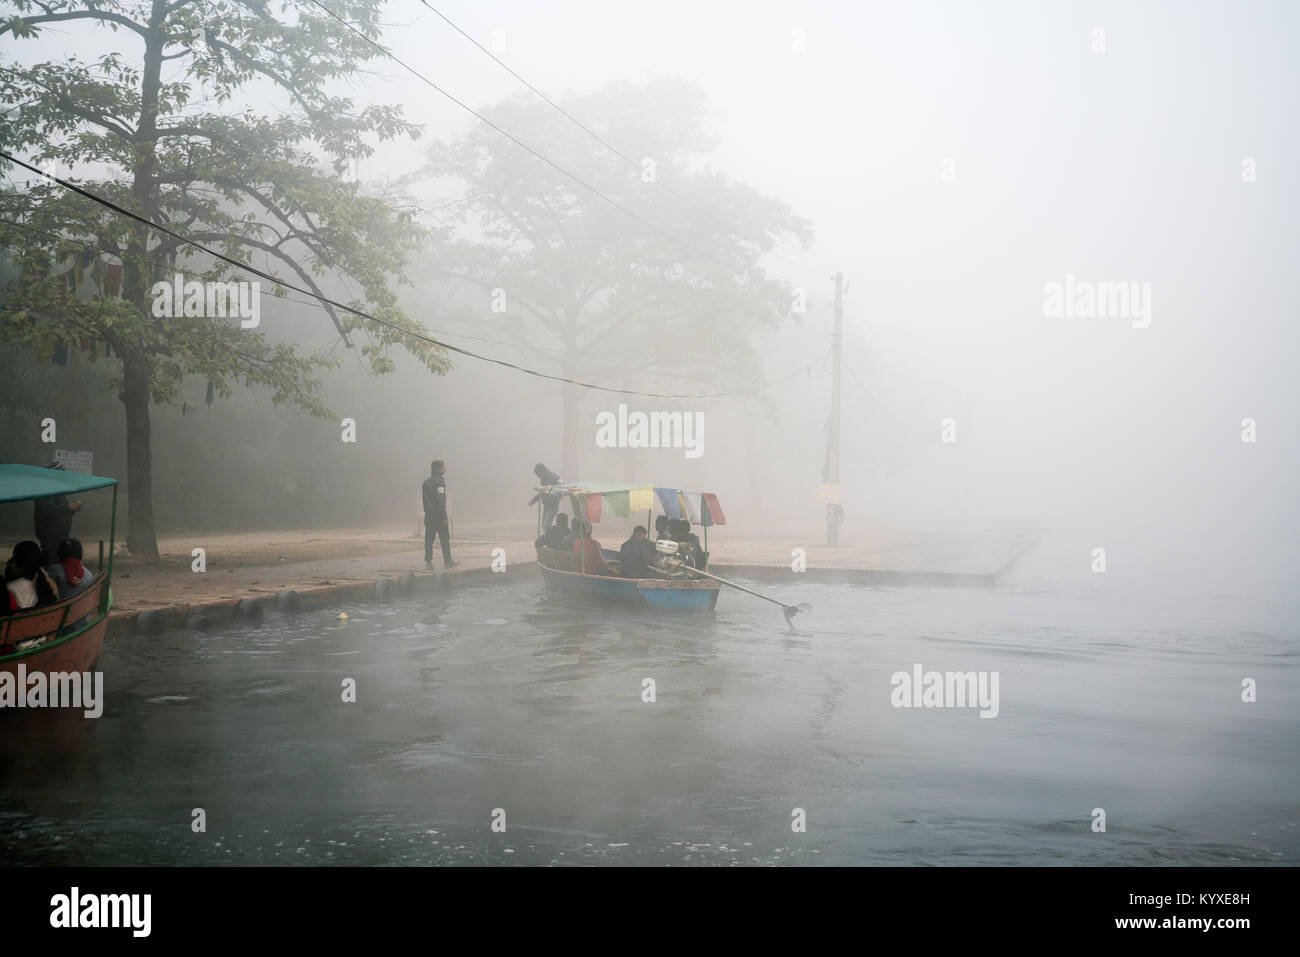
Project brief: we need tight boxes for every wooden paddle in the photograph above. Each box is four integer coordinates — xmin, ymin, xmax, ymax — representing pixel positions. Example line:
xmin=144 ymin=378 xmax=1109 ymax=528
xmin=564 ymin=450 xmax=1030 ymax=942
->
xmin=654 ymin=541 xmax=811 ymax=619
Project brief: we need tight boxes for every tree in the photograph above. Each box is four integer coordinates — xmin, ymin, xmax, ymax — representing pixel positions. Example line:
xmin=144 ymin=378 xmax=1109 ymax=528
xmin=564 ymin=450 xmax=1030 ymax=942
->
xmin=0 ymin=0 xmax=450 ymax=560
xmin=418 ymin=77 xmax=812 ymax=477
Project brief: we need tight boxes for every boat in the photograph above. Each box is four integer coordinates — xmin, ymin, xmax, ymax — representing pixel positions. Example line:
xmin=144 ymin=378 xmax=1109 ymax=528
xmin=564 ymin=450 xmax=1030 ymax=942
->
xmin=534 ymin=481 xmax=726 ymax=611
xmin=0 ymin=464 xmax=117 ymax=676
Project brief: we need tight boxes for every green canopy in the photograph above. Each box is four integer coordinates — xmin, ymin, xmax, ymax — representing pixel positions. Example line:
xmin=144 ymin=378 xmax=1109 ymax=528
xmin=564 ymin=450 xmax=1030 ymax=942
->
xmin=0 ymin=464 xmax=117 ymax=503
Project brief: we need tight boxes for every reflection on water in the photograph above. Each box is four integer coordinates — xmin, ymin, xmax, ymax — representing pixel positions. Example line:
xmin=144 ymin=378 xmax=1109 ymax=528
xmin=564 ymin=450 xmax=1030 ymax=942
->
xmin=1 ymin=571 xmax=1297 ymax=866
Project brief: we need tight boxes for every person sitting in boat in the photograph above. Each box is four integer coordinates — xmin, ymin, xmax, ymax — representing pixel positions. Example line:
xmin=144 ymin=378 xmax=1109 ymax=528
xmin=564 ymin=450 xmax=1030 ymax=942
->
xmin=45 ymin=538 xmax=95 ymax=598
xmin=570 ymin=520 xmax=611 ymax=576
xmin=4 ymin=541 xmax=60 ymax=611
xmin=536 ymin=513 xmax=571 ymax=550
xmin=3 ymin=559 xmax=32 ymax=612
xmin=618 ymin=525 xmax=657 ymax=579
xmin=650 ymin=515 xmax=671 ymax=543
xmin=670 ymin=519 xmax=705 ymax=569
xmin=44 ymin=539 xmax=96 ymax=628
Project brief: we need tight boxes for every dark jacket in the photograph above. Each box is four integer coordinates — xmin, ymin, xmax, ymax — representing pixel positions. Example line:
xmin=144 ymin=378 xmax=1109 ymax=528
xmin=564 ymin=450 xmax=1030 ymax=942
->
xmin=34 ymin=495 xmax=74 ymax=545
xmin=528 ymin=469 xmax=562 ymax=506
xmin=673 ymin=532 xmax=704 ymax=569
xmin=539 ymin=524 xmax=571 ymax=549
xmin=422 ymin=475 xmax=447 ymax=521
xmin=618 ymin=536 xmax=656 ymax=578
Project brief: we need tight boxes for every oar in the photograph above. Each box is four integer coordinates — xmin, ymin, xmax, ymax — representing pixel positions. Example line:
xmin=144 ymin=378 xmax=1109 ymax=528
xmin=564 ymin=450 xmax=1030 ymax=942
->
xmin=654 ymin=542 xmax=810 ymax=620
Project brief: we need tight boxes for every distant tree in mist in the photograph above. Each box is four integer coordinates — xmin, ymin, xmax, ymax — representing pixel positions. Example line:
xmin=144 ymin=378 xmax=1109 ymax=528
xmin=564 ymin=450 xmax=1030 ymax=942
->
xmin=0 ymin=0 xmax=450 ymax=560
xmin=418 ymin=77 xmax=812 ymax=478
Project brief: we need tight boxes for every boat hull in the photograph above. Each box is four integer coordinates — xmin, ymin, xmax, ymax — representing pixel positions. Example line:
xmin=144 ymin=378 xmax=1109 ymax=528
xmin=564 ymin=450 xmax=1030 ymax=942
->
xmin=0 ymin=579 xmax=112 ymax=676
xmin=537 ymin=561 xmax=719 ymax=611
xmin=0 ymin=615 xmax=107 ymax=675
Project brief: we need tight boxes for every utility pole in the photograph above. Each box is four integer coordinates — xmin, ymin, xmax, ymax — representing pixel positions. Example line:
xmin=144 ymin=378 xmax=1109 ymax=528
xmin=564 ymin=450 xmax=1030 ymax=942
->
xmin=824 ymin=272 xmax=844 ymax=545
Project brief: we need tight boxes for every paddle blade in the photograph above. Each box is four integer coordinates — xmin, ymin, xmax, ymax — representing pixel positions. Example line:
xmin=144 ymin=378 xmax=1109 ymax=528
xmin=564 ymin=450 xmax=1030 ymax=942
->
xmin=783 ymin=603 xmax=812 ymax=621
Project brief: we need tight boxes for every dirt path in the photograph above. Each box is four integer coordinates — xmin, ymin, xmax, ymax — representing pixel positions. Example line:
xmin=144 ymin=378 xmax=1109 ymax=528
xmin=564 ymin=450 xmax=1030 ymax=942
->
xmin=103 ymin=524 xmax=534 ymax=616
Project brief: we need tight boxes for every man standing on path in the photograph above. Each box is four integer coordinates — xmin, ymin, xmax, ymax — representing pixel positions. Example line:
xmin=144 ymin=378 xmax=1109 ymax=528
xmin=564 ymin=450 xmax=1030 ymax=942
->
xmin=34 ymin=460 xmax=82 ymax=563
xmin=422 ymin=460 xmax=458 ymax=570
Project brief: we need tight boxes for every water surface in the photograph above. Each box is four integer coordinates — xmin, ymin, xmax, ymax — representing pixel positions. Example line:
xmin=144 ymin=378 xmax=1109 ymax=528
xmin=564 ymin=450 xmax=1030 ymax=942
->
xmin=2 ymin=564 xmax=1296 ymax=866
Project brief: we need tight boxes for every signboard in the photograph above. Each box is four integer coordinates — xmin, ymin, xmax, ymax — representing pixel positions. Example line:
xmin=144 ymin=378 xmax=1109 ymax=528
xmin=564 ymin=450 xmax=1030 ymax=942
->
xmin=818 ymin=483 xmax=840 ymax=505
xmin=55 ymin=449 xmax=94 ymax=474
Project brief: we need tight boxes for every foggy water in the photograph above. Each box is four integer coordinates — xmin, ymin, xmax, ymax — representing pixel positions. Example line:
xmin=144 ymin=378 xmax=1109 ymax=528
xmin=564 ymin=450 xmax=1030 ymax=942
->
xmin=1 ymin=565 xmax=1296 ymax=867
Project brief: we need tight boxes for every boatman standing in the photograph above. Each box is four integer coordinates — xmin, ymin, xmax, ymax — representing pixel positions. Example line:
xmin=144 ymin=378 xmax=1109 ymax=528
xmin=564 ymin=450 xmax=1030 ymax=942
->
xmin=34 ymin=459 xmax=82 ymax=563
xmin=528 ymin=462 xmax=563 ymax=531
xmin=422 ymin=460 xmax=458 ymax=570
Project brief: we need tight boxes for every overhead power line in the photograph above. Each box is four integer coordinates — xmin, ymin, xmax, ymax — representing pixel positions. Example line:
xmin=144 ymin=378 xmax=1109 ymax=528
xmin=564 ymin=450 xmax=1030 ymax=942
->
xmin=2 ymin=151 xmax=803 ymax=400
xmin=6 ymin=209 xmax=827 ymax=378
xmin=306 ymin=0 xmax=737 ymax=276
xmin=418 ymin=3 xmax=725 ymax=226
xmin=417 ymin=1 xmax=837 ymax=284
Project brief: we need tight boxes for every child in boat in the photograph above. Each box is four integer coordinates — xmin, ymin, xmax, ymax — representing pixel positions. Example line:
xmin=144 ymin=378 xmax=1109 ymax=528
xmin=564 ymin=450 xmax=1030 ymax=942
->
xmin=4 ymin=559 xmax=34 ymax=611
xmin=44 ymin=539 xmax=96 ymax=629
xmin=5 ymin=541 xmax=60 ymax=610
xmin=46 ymin=538 xmax=95 ymax=599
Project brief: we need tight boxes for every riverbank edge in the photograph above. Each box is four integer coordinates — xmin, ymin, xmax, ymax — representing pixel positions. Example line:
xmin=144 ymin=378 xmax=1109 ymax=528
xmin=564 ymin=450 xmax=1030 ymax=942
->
xmin=105 ymin=552 xmax=1027 ymax=637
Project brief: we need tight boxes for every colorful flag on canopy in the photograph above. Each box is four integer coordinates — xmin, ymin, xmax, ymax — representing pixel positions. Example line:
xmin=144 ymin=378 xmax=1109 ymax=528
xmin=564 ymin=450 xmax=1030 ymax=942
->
xmin=605 ymin=490 xmax=630 ymax=518
xmin=681 ymin=492 xmax=702 ymax=524
xmin=584 ymin=493 xmax=603 ymax=524
xmin=655 ymin=488 xmax=682 ymax=520
xmin=628 ymin=486 xmax=654 ymax=512
xmin=701 ymin=493 xmax=726 ymax=526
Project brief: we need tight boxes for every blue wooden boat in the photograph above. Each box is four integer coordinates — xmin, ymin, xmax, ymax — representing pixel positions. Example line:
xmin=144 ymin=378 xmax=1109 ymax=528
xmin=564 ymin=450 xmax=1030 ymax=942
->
xmin=533 ymin=481 xmax=726 ymax=612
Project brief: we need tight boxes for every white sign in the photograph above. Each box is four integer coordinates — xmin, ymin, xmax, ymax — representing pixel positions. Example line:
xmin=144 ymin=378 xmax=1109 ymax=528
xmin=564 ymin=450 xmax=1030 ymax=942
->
xmin=55 ymin=450 xmax=93 ymax=474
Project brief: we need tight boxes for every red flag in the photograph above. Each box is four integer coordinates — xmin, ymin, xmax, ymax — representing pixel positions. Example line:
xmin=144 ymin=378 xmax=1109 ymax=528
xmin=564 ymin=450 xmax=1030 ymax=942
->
xmin=701 ymin=493 xmax=726 ymax=526
xmin=584 ymin=493 xmax=603 ymax=524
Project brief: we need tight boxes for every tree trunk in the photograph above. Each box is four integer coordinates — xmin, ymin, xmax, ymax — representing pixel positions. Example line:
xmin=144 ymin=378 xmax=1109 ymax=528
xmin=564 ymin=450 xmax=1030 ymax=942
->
xmin=746 ymin=403 xmax=764 ymax=514
xmin=116 ymin=0 xmax=166 ymax=561
xmin=561 ymin=380 xmax=580 ymax=481
xmin=561 ymin=317 xmax=581 ymax=479
xmin=121 ymin=353 xmax=159 ymax=561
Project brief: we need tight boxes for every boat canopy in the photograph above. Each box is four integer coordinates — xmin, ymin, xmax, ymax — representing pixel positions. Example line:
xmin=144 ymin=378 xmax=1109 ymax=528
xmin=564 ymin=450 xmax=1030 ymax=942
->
xmin=538 ymin=482 xmax=726 ymax=526
xmin=0 ymin=464 xmax=118 ymax=503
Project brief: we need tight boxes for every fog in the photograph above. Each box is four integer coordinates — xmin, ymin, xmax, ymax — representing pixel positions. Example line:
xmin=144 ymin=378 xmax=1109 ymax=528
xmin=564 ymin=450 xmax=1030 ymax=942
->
xmin=4 ymin=0 xmax=1298 ymax=596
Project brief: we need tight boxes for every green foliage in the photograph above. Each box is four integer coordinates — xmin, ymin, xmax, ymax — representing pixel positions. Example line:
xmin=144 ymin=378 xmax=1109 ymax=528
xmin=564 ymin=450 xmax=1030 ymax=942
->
xmin=0 ymin=0 xmax=451 ymax=408
xmin=419 ymin=77 xmax=813 ymax=394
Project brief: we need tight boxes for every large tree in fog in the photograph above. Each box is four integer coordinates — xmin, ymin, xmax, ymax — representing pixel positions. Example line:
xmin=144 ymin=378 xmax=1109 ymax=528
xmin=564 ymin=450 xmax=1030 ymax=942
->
xmin=420 ymin=78 xmax=812 ymax=477
xmin=0 ymin=0 xmax=449 ymax=560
